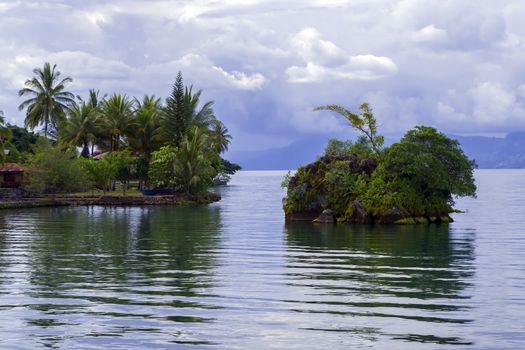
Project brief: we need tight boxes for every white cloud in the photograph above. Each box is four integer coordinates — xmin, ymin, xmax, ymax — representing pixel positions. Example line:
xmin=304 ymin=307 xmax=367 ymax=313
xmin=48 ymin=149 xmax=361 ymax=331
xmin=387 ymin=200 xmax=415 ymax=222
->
xmin=286 ymin=28 xmax=397 ymax=83
xmin=468 ymin=81 xmax=522 ymax=125
xmin=290 ymin=27 xmax=346 ymax=66
xmin=412 ymin=25 xmax=447 ymax=43
xmin=145 ymin=54 xmax=266 ymax=91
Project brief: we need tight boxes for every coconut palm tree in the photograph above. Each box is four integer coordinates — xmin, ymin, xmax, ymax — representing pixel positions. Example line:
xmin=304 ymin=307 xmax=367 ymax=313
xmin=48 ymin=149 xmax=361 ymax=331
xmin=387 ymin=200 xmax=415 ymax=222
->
xmin=58 ymin=101 xmax=99 ymax=157
xmin=18 ymin=62 xmax=75 ymax=139
xmin=182 ymin=86 xmax=217 ymax=133
xmin=86 ymin=89 xmax=107 ymax=109
xmin=210 ymin=120 xmax=231 ymax=154
xmin=99 ymin=94 xmax=135 ymax=152
xmin=130 ymin=95 xmax=163 ymax=159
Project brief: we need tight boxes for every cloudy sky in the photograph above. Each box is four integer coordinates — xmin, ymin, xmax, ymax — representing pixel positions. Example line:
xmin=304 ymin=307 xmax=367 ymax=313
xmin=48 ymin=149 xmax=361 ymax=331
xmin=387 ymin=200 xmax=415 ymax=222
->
xmin=1 ymin=0 xmax=524 ymax=152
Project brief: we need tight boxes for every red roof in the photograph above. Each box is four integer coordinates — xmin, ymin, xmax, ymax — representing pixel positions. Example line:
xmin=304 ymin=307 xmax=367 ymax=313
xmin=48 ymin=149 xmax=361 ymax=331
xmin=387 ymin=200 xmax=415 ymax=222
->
xmin=0 ymin=163 xmax=28 ymax=173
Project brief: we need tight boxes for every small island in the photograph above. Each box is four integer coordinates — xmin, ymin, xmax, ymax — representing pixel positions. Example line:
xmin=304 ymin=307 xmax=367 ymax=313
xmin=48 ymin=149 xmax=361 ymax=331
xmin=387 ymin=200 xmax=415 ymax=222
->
xmin=282 ymin=103 xmax=477 ymax=224
xmin=0 ymin=63 xmax=240 ymax=208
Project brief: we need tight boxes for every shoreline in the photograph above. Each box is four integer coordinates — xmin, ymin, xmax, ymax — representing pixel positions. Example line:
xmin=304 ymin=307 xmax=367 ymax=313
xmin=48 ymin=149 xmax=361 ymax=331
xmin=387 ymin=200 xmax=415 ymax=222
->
xmin=0 ymin=192 xmax=221 ymax=210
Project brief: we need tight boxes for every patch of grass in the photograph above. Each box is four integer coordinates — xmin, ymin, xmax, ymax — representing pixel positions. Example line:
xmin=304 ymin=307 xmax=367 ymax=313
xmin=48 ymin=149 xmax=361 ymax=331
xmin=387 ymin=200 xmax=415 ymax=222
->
xmin=65 ymin=187 xmax=144 ymax=197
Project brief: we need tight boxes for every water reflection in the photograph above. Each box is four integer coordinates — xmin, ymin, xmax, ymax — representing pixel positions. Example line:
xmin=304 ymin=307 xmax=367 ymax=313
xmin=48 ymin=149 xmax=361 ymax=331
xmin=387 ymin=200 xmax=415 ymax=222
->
xmin=284 ymin=222 xmax=476 ymax=346
xmin=0 ymin=206 xmax=223 ymax=348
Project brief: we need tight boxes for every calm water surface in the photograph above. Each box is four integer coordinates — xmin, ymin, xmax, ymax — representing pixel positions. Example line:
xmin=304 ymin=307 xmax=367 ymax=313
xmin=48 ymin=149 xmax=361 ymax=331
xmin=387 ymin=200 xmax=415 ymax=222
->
xmin=0 ymin=170 xmax=524 ymax=349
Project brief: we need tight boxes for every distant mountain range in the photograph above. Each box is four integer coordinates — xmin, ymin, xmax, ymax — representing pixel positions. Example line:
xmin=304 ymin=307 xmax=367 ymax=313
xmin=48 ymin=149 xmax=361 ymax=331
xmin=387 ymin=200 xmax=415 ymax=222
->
xmin=227 ymin=132 xmax=525 ymax=170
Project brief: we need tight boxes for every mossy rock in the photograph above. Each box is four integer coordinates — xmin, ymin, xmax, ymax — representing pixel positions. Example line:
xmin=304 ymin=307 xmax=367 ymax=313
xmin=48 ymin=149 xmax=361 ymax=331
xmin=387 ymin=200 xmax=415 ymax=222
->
xmin=414 ymin=217 xmax=429 ymax=224
xmin=394 ymin=217 xmax=428 ymax=225
xmin=439 ymin=215 xmax=453 ymax=223
xmin=394 ymin=218 xmax=416 ymax=225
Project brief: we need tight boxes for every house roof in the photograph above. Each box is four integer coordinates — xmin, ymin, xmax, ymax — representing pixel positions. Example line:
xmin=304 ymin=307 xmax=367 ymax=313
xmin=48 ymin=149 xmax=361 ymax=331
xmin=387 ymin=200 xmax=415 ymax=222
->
xmin=0 ymin=163 xmax=29 ymax=173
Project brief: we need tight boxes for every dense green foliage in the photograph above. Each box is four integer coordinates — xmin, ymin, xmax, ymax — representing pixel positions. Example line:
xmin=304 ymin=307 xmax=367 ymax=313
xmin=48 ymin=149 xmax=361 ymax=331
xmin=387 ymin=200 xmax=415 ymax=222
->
xmin=284 ymin=103 xmax=477 ymax=224
xmin=26 ymin=141 xmax=88 ymax=194
xmin=80 ymin=157 xmax=117 ymax=194
xmin=1 ymin=63 xmax=241 ymax=196
xmin=173 ymin=128 xmax=216 ymax=194
xmin=148 ymin=146 xmax=178 ymax=189
xmin=148 ymin=128 xmax=217 ymax=193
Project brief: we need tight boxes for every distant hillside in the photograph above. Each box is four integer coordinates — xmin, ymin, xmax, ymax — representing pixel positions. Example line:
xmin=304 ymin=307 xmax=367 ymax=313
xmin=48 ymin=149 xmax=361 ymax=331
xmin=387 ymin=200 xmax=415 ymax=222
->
xmin=456 ymin=132 xmax=525 ymax=168
xmin=227 ymin=132 xmax=525 ymax=170
xmin=227 ymin=137 xmax=327 ymax=170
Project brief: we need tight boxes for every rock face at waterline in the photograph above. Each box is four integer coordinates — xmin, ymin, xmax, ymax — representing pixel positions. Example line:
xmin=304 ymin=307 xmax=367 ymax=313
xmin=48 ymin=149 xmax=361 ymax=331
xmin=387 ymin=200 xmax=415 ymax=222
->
xmin=313 ymin=209 xmax=335 ymax=223
xmin=283 ymin=154 xmax=455 ymax=225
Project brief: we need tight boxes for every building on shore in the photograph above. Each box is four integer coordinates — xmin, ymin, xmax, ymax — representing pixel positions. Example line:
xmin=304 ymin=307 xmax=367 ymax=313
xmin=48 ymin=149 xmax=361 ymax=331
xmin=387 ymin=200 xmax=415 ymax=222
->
xmin=0 ymin=163 xmax=28 ymax=188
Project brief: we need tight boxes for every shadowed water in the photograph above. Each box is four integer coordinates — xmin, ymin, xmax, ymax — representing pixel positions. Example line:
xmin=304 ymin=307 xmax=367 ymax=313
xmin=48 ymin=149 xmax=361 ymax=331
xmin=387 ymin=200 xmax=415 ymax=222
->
xmin=0 ymin=170 xmax=523 ymax=349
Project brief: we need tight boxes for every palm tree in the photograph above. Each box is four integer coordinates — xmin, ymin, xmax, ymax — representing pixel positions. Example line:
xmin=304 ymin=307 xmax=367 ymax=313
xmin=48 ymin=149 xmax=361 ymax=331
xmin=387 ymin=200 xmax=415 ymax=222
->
xmin=182 ymin=86 xmax=217 ymax=133
xmin=314 ymin=102 xmax=384 ymax=154
xmin=210 ymin=120 xmax=231 ymax=154
xmin=18 ymin=62 xmax=75 ymax=138
xmin=58 ymin=101 xmax=98 ymax=157
xmin=99 ymin=94 xmax=135 ymax=152
xmin=130 ymin=95 xmax=163 ymax=159
xmin=86 ymin=89 xmax=107 ymax=109
xmin=173 ymin=127 xmax=214 ymax=194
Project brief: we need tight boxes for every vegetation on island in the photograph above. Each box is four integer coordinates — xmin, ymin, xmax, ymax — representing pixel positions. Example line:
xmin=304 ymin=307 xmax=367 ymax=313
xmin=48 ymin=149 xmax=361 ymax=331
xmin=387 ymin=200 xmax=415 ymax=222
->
xmin=282 ymin=103 xmax=477 ymax=224
xmin=0 ymin=62 xmax=240 ymax=199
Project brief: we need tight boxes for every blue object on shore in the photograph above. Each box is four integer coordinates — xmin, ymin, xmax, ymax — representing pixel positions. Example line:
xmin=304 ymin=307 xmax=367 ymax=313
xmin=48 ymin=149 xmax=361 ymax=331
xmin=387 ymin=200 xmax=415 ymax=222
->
xmin=140 ymin=188 xmax=174 ymax=196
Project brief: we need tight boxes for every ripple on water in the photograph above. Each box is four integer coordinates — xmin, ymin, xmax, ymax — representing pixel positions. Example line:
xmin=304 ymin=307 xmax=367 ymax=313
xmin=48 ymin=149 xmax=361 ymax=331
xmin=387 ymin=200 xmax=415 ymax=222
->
xmin=0 ymin=170 xmax=524 ymax=349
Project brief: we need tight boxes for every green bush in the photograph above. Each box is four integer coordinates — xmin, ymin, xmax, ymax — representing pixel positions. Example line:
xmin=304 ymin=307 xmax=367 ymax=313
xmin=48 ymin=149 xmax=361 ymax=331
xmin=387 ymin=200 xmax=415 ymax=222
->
xmin=26 ymin=141 xmax=89 ymax=194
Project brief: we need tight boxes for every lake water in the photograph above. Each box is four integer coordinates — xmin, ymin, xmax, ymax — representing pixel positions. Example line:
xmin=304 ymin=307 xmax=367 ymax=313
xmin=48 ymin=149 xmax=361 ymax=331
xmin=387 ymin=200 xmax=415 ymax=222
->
xmin=0 ymin=170 xmax=524 ymax=349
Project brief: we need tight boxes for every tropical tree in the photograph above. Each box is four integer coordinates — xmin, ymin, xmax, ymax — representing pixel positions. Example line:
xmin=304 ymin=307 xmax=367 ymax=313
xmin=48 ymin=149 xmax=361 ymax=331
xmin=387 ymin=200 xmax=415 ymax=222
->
xmin=105 ymin=150 xmax=134 ymax=195
xmin=26 ymin=140 xmax=89 ymax=194
xmin=163 ymin=72 xmax=185 ymax=147
xmin=163 ymin=72 xmax=217 ymax=147
xmin=181 ymin=86 xmax=217 ymax=132
xmin=18 ymin=62 xmax=75 ymax=138
xmin=210 ymin=120 xmax=231 ymax=154
xmin=80 ymin=157 xmax=117 ymax=195
xmin=86 ymin=89 xmax=106 ymax=109
xmin=58 ymin=101 xmax=98 ymax=157
xmin=130 ymin=95 xmax=163 ymax=159
xmin=314 ymin=102 xmax=384 ymax=154
xmin=5 ymin=124 xmax=40 ymax=161
xmin=371 ymin=126 xmax=477 ymax=215
xmin=173 ymin=127 xmax=215 ymax=194
xmin=100 ymin=94 xmax=135 ymax=152
xmin=148 ymin=146 xmax=178 ymax=189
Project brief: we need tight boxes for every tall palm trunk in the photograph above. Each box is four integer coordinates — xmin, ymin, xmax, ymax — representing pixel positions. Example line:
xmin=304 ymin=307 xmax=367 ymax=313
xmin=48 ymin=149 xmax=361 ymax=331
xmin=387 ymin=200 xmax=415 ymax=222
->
xmin=44 ymin=111 xmax=49 ymax=139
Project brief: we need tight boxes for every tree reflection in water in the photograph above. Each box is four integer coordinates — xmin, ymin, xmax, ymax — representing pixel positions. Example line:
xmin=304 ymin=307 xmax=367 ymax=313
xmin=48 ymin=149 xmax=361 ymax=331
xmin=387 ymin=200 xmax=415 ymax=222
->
xmin=0 ymin=206 xmax=223 ymax=348
xmin=284 ymin=222 xmax=475 ymax=346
